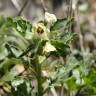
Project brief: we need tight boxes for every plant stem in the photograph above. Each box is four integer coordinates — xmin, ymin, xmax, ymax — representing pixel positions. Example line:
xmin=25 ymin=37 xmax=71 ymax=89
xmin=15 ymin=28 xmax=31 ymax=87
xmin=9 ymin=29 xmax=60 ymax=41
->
xmin=73 ymin=0 xmax=85 ymax=55
xmin=41 ymin=0 xmax=48 ymax=12
xmin=34 ymin=56 xmax=43 ymax=96
xmin=37 ymin=64 xmax=43 ymax=96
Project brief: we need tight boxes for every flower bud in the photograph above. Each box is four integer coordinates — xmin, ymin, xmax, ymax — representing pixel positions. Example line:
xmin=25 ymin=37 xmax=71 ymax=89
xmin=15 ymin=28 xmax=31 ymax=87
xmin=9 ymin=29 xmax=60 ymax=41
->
xmin=45 ymin=12 xmax=57 ymax=26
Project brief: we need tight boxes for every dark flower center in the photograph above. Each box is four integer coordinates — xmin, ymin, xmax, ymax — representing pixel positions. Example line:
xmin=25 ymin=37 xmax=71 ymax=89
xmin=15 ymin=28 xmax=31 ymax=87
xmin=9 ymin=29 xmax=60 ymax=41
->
xmin=37 ymin=27 xmax=44 ymax=34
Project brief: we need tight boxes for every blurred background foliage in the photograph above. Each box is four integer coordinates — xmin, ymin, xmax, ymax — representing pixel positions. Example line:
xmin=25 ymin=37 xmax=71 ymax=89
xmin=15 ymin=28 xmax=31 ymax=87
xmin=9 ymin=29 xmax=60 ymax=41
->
xmin=0 ymin=0 xmax=96 ymax=96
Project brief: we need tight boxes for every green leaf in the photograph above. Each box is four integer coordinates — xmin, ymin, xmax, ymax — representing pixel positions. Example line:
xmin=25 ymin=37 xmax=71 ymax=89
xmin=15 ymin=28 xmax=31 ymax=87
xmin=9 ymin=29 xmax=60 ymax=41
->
xmin=0 ymin=58 xmax=23 ymax=73
xmin=50 ymin=18 xmax=68 ymax=32
xmin=66 ymin=76 xmax=79 ymax=90
xmin=50 ymin=40 xmax=70 ymax=56
xmin=50 ymin=18 xmax=75 ymax=45
xmin=7 ymin=17 xmax=32 ymax=38
xmin=0 ymin=16 xmax=6 ymax=27
xmin=36 ymin=40 xmax=47 ymax=55
xmin=0 ymin=45 xmax=8 ymax=60
xmin=0 ymin=63 xmax=24 ymax=86
xmin=11 ymin=81 xmax=31 ymax=96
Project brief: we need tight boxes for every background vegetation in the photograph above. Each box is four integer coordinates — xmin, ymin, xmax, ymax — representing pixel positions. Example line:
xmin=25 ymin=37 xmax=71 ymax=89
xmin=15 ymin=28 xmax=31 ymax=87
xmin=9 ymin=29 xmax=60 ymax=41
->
xmin=0 ymin=0 xmax=96 ymax=96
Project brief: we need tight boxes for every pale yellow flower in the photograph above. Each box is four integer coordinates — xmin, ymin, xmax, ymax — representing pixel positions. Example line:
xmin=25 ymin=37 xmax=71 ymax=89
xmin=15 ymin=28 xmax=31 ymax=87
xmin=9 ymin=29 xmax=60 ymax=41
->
xmin=45 ymin=12 xmax=57 ymax=25
xmin=38 ymin=56 xmax=46 ymax=63
xmin=32 ymin=22 xmax=49 ymax=40
xmin=43 ymin=42 xmax=56 ymax=53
